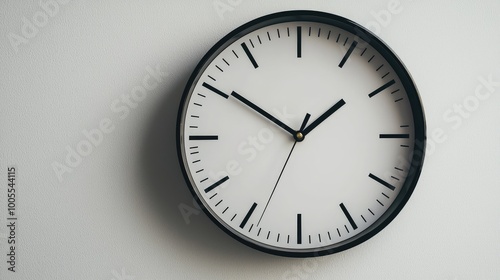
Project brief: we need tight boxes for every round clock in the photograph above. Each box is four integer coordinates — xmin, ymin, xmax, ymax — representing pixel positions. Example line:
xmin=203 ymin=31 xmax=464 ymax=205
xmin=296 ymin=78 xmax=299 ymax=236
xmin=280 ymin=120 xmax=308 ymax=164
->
xmin=176 ymin=10 xmax=425 ymax=257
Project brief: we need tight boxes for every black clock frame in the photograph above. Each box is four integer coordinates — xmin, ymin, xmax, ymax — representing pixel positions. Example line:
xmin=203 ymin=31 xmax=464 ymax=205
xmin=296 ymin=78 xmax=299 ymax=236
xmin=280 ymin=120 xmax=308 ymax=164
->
xmin=176 ymin=10 xmax=426 ymax=258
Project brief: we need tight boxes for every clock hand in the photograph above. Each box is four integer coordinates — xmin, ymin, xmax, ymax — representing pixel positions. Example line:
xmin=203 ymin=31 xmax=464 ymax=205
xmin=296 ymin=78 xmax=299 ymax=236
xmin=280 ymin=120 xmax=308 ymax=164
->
xmin=257 ymin=113 xmax=311 ymax=227
xmin=231 ymin=91 xmax=295 ymax=136
xmin=302 ymin=99 xmax=346 ymax=136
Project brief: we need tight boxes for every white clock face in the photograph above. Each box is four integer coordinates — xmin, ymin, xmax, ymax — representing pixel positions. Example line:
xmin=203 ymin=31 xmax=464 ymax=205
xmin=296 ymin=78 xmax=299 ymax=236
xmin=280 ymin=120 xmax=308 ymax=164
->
xmin=178 ymin=12 xmax=425 ymax=257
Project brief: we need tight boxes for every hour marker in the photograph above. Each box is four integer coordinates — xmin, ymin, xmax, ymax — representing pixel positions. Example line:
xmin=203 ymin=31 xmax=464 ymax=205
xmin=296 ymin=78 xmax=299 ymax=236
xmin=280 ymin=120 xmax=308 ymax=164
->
xmin=369 ymin=173 xmax=396 ymax=191
xmin=297 ymin=26 xmax=302 ymax=58
xmin=241 ymin=42 xmax=259 ymax=68
xmin=368 ymin=79 xmax=395 ymax=98
xmin=340 ymin=203 xmax=358 ymax=230
xmin=239 ymin=202 xmax=257 ymax=229
xmin=338 ymin=40 xmax=358 ymax=68
xmin=189 ymin=135 xmax=218 ymax=140
xmin=297 ymin=214 xmax=302 ymax=244
xmin=379 ymin=134 xmax=409 ymax=138
xmin=204 ymin=176 xmax=229 ymax=193
xmin=202 ymin=82 xmax=228 ymax=99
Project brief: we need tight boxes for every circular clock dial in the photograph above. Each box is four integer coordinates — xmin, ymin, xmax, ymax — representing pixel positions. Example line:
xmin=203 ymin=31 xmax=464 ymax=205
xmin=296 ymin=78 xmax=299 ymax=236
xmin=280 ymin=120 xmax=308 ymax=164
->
xmin=177 ymin=11 xmax=425 ymax=257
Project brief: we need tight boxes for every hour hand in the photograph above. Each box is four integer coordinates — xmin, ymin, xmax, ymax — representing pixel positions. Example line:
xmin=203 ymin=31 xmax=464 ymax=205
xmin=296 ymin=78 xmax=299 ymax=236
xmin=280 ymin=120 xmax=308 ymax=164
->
xmin=302 ymin=99 xmax=346 ymax=136
xmin=231 ymin=91 xmax=295 ymax=136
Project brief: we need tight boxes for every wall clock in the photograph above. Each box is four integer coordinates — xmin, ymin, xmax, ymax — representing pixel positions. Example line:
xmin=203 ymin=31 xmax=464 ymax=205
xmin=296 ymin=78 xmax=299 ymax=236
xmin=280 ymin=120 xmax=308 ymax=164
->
xmin=176 ymin=10 xmax=425 ymax=257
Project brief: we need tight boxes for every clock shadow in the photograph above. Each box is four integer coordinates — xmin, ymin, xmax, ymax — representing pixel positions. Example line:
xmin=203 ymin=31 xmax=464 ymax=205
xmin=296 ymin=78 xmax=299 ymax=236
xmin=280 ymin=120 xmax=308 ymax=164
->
xmin=137 ymin=70 xmax=284 ymax=266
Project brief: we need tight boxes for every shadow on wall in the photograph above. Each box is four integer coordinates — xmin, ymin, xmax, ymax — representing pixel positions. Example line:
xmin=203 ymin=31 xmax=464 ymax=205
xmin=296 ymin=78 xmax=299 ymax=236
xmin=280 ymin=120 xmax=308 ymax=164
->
xmin=137 ymin=68 xmax=280 ymax=264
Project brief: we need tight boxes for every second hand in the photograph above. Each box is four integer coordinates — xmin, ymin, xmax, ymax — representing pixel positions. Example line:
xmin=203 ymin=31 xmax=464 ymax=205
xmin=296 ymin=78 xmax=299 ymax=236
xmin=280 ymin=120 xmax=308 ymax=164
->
xmin=257 ymin=113 xmax=311 ymax=227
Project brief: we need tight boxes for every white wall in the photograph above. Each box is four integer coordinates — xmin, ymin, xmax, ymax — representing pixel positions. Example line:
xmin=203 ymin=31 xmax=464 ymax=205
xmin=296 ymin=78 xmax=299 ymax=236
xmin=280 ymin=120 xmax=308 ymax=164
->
xmin=1 ymin=1 xmax=499 ymax=279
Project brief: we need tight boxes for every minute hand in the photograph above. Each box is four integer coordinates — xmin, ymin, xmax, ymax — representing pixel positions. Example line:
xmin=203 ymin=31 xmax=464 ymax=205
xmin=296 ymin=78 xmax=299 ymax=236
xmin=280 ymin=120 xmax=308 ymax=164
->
xmin=302 ymin=99 xmax=346 ymax=136
xmin=231 ymin=91 xmax=295 ymax=135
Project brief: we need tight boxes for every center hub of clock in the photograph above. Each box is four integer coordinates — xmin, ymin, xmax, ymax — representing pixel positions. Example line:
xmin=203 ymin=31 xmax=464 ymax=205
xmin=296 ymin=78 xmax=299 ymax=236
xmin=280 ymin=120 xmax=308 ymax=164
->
xmin=294 ymin=131 xmax=305 ymax=142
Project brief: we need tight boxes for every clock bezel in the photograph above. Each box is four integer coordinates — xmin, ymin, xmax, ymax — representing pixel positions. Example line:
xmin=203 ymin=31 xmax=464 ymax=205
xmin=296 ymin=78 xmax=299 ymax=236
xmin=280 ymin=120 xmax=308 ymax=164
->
xmin=176 ymin=10 xmax=426 ymax=258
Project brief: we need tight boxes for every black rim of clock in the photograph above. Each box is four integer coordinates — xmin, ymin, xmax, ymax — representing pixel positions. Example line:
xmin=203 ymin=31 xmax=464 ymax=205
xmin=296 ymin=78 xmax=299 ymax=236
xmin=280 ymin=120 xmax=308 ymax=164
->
xmin=176 ymin=10 xmax=426 ymax=258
